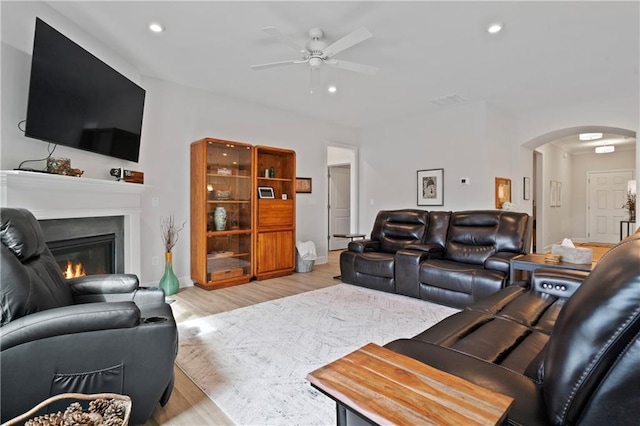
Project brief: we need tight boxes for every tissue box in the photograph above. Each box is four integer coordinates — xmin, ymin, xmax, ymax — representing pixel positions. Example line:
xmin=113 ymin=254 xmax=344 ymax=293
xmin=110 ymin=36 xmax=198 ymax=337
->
xmin=551 ymin=245 xmax=593 ymax=264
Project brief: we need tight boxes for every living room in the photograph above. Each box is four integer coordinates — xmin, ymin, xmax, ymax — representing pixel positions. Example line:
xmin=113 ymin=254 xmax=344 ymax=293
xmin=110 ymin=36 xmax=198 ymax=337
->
xmin=1 ymin=1 xmax=639 ymax=425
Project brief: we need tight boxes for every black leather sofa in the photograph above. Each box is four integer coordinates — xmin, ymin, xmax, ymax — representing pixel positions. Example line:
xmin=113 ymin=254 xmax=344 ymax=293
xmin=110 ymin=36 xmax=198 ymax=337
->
xmin=1 ymin=208 xmax=178 ymax=424
xmin=340 ymin=209 xmax=532 ymax=308
xmin=337 ymin=229 xmax=640 ymax=425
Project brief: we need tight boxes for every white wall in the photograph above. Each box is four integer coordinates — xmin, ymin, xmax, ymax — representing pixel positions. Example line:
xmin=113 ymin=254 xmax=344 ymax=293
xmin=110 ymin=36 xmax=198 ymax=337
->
xmin=535 ymin=143 xmax=573 ymax=250
xmin=1 ymin=2 xmax=357 ymax=287
xmin=357 ymin=101 xmax=498 ymax=230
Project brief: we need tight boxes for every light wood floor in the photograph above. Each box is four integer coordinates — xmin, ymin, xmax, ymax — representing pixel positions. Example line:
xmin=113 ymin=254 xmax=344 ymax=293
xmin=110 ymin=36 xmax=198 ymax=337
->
xmin=143 ymin=251 xmax=342 ymax=426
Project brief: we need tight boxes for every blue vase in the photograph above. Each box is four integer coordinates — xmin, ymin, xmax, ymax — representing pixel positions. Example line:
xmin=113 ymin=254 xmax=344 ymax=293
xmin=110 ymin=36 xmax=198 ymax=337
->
xmin=214 ymin=206 xmax=227 ymax=231
xmin=159 ymin=252 xmax=179 ymax=296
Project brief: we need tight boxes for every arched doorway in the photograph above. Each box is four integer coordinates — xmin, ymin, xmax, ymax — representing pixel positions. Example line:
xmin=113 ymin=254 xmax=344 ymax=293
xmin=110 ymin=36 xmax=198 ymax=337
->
xmin=523 ymin=126 xmax=636 ymax=250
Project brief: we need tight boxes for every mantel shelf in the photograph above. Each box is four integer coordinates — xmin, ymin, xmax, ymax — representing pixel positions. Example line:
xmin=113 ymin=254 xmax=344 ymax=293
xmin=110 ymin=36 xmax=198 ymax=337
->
xmin=0 ymin=170 xmax=151 ymax=194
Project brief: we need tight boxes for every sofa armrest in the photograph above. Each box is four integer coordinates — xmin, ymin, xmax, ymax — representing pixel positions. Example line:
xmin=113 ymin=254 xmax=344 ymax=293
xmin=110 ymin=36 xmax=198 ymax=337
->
xmin=0 ymin=302 xmax=140 ymax=351
xmin=403 ymin=243 xmax=444 ymax=258
xmin=69 ymin=274 xmax=139 ymax=295
xmin=484 ymin=252 xmax=520 ymax=274
xmin=384 ymin=339 xmax=549 ymax=426
xmin=347 ymin=240 xmax=380 ymax=253
xmin=531 ymin=268 xmax=588 ymax=298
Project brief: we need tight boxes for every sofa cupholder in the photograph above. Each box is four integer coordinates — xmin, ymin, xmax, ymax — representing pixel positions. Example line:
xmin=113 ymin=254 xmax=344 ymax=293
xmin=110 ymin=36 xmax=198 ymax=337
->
xmin=143 ymin=316 xmax=167 ymax=324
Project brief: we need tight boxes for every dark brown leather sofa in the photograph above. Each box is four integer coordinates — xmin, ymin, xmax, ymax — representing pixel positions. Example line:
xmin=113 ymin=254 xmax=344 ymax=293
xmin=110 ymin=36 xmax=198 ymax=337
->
xmin=338 ymin=229 xmax=640 ymax=425
xmin=340 ymin=209 xmax=532 ymax=308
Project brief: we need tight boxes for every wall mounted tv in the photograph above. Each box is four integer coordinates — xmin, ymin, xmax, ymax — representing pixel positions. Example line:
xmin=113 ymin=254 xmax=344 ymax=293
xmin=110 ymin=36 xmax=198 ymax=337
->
xmin=25 ymin=18 xmax=145 ymax=163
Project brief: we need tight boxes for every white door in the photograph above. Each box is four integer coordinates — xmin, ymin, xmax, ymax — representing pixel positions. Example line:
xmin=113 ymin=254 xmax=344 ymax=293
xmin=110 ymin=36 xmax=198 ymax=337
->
xmin=328 ymin=165 xmax=351 ymax=250
xmin=587 ymin=170 xmax=634 ymax=243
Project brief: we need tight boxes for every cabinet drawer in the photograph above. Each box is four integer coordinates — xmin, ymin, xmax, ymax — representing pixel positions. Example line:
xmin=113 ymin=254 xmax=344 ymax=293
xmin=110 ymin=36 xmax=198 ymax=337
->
xmin=210 ymin=267 xmax=244 ymax=281
xmin=258 ymin=199 xmax=293 ymax=227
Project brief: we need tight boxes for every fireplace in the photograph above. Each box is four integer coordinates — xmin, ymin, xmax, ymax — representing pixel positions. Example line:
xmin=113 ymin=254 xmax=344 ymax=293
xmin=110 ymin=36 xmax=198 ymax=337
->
xmin=40 ymin=216 xmax=125 ymax=276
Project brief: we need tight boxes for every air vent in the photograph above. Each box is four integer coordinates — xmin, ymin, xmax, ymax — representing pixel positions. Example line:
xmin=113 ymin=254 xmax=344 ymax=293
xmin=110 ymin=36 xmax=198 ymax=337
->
xmin=431 ymin=94 xmax=467 ymax=107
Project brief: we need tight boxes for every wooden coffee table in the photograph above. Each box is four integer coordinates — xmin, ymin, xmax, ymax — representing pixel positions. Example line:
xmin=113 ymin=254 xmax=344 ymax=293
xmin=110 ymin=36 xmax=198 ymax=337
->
xmin=307 ymin=343 xmax=513 ymax=426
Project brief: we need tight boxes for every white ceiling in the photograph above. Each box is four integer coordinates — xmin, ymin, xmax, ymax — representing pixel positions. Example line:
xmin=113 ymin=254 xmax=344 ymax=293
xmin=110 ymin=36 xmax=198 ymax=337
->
xmin=34 ymin=1 xmax=640 ymax=132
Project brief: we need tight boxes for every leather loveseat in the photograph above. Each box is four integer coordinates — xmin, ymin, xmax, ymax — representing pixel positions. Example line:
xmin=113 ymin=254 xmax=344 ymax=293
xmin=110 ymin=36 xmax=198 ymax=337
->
xmin=338 ymin=229 xmax=640 ymax=425
xmin=1 ymin=208 xmax=178 ymax=424
xmin=340 ymin=209 xmax=532 ymax=308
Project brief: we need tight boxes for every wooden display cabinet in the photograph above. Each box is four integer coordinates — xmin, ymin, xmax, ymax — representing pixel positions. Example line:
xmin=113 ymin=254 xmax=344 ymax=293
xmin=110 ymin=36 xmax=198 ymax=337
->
xmin=191 ymin=138 xmax=253 ymax=289
xmin=254 ymin=146 xmax=296 ymax=280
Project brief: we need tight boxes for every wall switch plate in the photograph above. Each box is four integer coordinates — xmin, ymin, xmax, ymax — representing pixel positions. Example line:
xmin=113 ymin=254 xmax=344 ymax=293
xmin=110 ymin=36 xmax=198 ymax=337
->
xmin=460 ymin=177 xmax=470 ymax=185
xmin=151 ymin=256 xmax=159 ymax=266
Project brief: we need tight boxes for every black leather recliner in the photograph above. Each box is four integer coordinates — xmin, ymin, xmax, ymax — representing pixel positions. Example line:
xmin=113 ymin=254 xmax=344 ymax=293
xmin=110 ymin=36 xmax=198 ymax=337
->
xmin=339 ymin=210 xmax=431 ymax=293
xmin=382 ymin=229 xmax=640 ymax=425
xmin=1 ymin=208 xmax=178 ymax=424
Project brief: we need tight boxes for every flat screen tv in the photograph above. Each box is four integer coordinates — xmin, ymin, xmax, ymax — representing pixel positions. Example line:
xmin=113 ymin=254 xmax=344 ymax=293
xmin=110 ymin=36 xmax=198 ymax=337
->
xmin=25 ymin=18 xmax=145 ymax=163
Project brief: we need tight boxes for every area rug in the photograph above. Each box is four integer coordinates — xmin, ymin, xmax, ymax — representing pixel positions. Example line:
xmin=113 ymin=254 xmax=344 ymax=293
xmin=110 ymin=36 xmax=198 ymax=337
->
xmin=176 ymin=284 xmax=458 ymax=425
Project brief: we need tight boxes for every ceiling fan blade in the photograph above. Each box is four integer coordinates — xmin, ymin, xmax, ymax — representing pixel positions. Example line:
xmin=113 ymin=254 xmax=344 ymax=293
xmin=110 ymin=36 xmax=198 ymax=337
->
xmin=262 ymin=26 xmax=306 ymax=54
xmin=323 ymin=27 xmax=373 ymax=58
xmin=325 ymin=59 xmax=378 ymax=75
xmin=250 ymin=59 xmax=306 ymax=70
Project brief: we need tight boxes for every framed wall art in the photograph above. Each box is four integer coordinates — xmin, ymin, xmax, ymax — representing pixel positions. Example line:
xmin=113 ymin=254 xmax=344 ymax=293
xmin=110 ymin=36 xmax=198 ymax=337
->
xmin=417 ymin=169 xmax=444 ymax=206
xmin=495 ymin=177 xmax=512 ymax=208
xmin=295 ymin=177 xmax=312 ymax=193
xmin=523 ymin=177 xmax=531 ymax=200
xmin=257 ymin=186 xmax=275 ymax=199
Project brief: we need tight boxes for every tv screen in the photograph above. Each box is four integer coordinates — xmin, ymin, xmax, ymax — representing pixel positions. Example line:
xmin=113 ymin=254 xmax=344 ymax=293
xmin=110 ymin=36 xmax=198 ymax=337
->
xmin=25 ymin=18 xmax=145 ymax=163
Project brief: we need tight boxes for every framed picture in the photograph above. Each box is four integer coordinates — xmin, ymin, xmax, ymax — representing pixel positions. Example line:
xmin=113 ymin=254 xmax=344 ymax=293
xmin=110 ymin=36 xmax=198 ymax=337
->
xmin=295 ymin=177 xmax=312 ymax=193
xmin=557 ymin=181 xmax=562 ymax=207
xmin=257 ymin=186 xmax=275 ymax=199
xmin=495 ymin=177 xmax=512 ymax=208
xmin=523 ymin=177 xmax=531 ymax=200
xmin=417 ymin=169 xmax=444 ymax=206
xmin=550 ymin=180 xmax=558 ymax=207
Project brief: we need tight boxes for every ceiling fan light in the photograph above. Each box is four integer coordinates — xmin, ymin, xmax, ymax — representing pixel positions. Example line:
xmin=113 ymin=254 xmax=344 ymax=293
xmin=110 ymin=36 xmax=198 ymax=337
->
xmin=595 ymin=145 xmax=615 ymax=154
xmin=580 ymin=132 xmax=603 ymax=141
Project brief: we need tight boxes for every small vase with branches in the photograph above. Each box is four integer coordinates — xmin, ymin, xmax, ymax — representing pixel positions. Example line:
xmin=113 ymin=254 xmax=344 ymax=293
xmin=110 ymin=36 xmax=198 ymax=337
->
xmin=159 ymin=216 xmax=186 ymax=297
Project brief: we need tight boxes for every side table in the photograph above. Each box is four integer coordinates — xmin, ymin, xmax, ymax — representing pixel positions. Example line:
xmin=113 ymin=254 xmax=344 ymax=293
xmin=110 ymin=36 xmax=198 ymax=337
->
xmin=307 ymin=342 xmax=513 ymax=426
xmin=509 ymin=253 xmax=594 ymax=284
xmin=332 ymin=234 xmax=366 ymax=280
xmin=620 ymin=220 xmax=637 ymax=240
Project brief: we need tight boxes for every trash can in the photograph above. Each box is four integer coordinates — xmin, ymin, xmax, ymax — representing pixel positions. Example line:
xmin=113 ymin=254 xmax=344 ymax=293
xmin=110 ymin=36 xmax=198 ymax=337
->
xmin=295 ymin=240 xmax=317 ymax=273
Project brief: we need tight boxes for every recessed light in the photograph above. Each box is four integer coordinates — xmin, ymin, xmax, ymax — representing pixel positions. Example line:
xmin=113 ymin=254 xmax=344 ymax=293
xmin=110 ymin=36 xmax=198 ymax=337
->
xmin=149 ymin=22 xmax=165 ymax=33
xmin=328 ymin=85 xmax=337 ymax=94
xmin=595 ymin=145 xmax=615 ymax=154
xmin=487 ymin=22 xmax=503 ymax=34
xmin=579 ymin=132 xmax=603 ymax=141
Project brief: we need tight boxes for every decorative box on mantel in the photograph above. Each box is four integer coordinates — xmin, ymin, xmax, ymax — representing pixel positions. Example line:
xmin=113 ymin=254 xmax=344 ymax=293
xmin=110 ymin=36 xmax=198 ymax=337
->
xmin=0 ymin=170 xmax=149 ymax=276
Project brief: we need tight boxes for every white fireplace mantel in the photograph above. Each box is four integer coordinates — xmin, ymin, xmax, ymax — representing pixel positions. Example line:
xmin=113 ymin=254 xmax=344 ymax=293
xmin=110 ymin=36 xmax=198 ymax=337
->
xmin=0 ymin=170 xmax=149 ymax=276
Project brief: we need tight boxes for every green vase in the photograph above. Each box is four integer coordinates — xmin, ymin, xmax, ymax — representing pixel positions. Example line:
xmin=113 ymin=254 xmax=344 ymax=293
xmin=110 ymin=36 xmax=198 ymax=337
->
xmin=159 ymin=252 xmax=179 ymax=296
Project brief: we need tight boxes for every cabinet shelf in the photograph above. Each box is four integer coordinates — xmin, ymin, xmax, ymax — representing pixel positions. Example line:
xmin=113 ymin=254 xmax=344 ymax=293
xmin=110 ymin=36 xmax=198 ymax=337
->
xmin=207 ymin=173 xmax=251 ymax=179
xmin=207 ymin=199 xmax=251 ymax=204
xmin=257 ymin=177 xmax=293 ymax=182
xmin=206 ymin=229 xmax=251 ymax=237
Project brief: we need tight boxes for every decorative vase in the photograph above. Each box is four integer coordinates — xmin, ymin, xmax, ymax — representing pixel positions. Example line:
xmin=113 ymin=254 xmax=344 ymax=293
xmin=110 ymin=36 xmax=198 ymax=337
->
xmin=214 ymin=206 xmax=227 ymax=231
xmin=159 ymin=252 xmax=179 ymax=296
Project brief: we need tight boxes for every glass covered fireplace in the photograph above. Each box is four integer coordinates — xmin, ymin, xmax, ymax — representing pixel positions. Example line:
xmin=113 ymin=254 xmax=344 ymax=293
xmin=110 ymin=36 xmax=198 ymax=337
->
xmin=39 ymin=216 xmax=125 ymax=278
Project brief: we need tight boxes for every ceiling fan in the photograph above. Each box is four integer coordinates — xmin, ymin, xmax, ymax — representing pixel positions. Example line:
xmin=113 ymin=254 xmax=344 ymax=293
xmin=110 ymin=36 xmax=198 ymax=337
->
xmin=250 ymin=26 xmax=379 ymax=76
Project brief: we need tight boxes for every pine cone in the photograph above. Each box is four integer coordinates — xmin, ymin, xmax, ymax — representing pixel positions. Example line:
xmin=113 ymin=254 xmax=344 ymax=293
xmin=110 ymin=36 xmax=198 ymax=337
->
xmin=25 ymin=412 xmax=63 ymax=426
xmin=88 ymin=399 xmax=111 ymax=416
xmin=102 ymin=417 xmax=123 ymax=426
xmin=103 ymin=400 xmax=125 ymax=421
xmin=62 ymin=410 xmax=92 ymax=426
xmin=63 ymin=402 xmax=83 ymax=418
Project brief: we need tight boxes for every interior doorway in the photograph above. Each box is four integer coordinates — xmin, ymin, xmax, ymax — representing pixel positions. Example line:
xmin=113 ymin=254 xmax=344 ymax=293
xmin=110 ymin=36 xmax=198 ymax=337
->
xmin=328 ymin=165 xmax=351 ymax=250
xmin=327 ymin=145 xmax=358 ymax=251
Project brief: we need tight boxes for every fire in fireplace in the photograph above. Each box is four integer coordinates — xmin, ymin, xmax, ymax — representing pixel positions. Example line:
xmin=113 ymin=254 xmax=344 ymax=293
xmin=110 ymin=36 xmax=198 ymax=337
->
xmin=48 ymin=234 xmax=116 ymax=278
xmin=39 ymin=216 xmax=125 ymax=277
